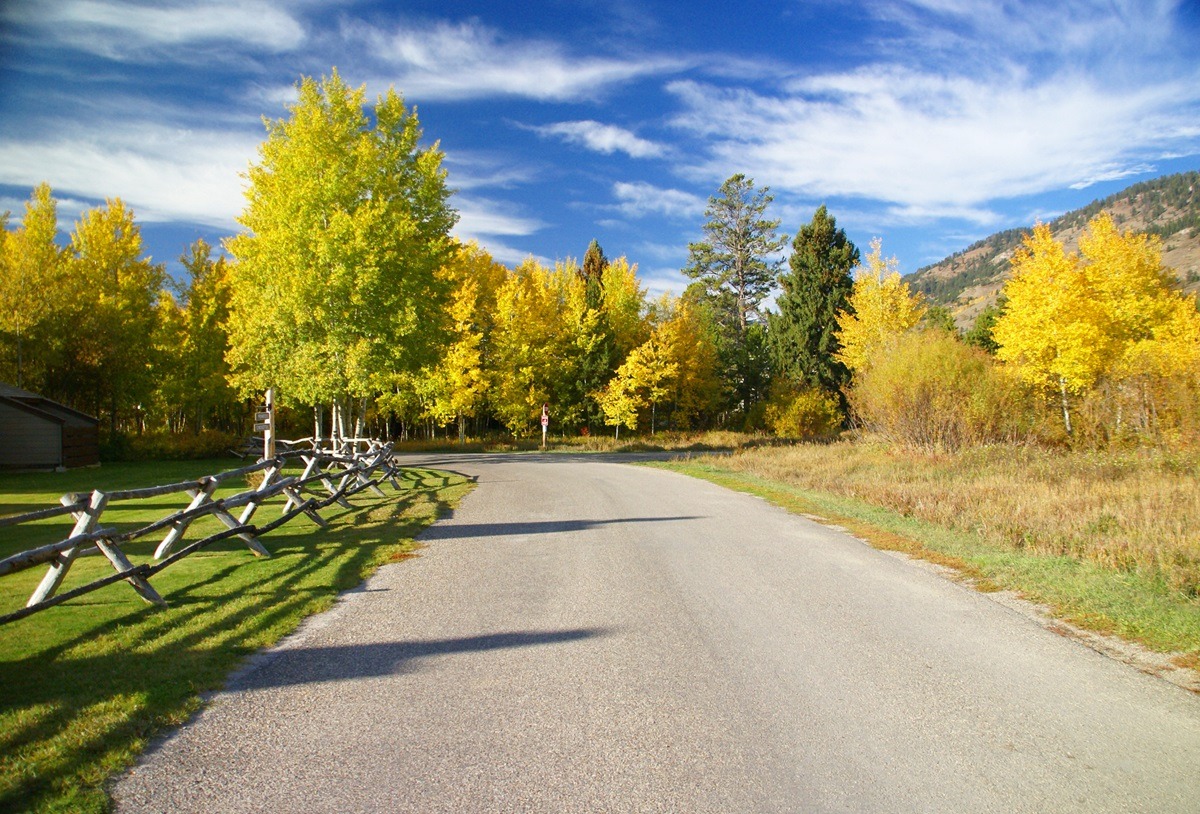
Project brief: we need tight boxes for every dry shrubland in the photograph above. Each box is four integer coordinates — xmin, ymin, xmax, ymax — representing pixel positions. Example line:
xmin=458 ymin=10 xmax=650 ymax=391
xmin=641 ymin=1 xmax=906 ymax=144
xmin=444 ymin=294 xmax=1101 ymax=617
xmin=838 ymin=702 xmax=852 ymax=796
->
xmin=709 ymin=441 xmax=1200 ymax=596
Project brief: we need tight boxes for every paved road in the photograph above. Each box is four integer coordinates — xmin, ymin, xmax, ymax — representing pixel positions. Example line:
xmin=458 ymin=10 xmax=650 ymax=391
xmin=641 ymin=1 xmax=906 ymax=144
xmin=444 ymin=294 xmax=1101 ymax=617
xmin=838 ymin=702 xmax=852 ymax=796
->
xmin=113 ymin=454 xmax=1200 ymax=813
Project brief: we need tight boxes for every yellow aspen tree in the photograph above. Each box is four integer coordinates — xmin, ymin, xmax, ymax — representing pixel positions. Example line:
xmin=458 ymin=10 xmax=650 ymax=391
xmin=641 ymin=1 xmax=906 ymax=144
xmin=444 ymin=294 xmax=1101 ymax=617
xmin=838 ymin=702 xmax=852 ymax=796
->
xmin=490 ymin=259 xmax=567 ymax=434
xmin=423 ymin=242 xmax=506 ymax=442
xmin=654 ymin=294 xmax=721 ymax=429
xmin=992 ymin=223 xmax=1104 ymax=435
xmin=597 ymin=373 xmax=639 ymax=438
xmin=227 ymin=70 xmax=456 ymax=430
xmin=834 ymin=238 xmax=925 ymax=374
xmin=0 ymin=184 xmax=68 ymax=392
xmin=994 ymin=214 xmax=1200 ymax=437
xmin=600 ymin=257 xmax=649 ymax=358
xmin=69 ymin=198 xmax=165 ymax=430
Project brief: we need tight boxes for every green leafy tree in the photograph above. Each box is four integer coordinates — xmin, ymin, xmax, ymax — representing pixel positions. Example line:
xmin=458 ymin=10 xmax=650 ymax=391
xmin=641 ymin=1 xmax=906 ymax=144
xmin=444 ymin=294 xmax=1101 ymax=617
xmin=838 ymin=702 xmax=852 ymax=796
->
xmin=683 ymin=173 xmax=787 ymax=411
xmin=768 ymin=204 xmax=859 ymax=409
xmin=226 ymin=70 xmax=457 ymax=433
xmin=922 ymin=304 xmax=957 ymax=334
xmin=964 ymin=298 xmax=1005 ymax=354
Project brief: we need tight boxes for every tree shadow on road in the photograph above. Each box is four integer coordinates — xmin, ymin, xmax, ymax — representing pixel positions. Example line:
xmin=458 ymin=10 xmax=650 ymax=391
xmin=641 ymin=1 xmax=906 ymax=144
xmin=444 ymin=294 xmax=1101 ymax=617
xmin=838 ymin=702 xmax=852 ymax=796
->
xmin=420 ymin=516 xmax=705 ymax=540
xmin=232 ymin=628 xmax=613 ymax=689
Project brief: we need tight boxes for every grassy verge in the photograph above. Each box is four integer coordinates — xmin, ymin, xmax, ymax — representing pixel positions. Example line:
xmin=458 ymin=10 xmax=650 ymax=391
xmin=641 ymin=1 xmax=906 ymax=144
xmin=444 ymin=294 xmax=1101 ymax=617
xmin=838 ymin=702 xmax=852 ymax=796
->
xmin=0 ymin=459 xmax=473 ymax=814
xmin=654 ymin=445 xmax=1200 ymax=670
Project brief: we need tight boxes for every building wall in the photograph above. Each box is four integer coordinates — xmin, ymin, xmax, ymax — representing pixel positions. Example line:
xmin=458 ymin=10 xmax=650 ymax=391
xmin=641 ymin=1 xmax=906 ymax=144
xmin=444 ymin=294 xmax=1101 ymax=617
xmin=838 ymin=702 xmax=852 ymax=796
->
xmin=62 ymin=425 xmax=99 ymax=467
xmin=0 ymin=402 xmax=62 ymax=468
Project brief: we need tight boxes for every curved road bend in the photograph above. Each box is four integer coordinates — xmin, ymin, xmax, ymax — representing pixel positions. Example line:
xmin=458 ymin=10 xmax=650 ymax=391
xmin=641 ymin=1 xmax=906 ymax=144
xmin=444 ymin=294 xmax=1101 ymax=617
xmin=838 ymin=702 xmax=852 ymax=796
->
xmin=113 ymin=453 xmax=1200 ymax=813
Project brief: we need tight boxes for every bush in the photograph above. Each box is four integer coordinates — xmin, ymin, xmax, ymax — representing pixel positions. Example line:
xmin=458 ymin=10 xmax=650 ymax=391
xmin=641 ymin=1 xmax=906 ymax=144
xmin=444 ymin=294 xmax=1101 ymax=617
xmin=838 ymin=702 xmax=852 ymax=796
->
xmin=850 ymin=330 xmax=1043 ymax=451
xmin=764 ymin=385 xmax=843 ymax=440
xmin=100 ymin=430 xmax=242 ymax=462
xmin=1072 ymin=374 xmax=1200 ymax=449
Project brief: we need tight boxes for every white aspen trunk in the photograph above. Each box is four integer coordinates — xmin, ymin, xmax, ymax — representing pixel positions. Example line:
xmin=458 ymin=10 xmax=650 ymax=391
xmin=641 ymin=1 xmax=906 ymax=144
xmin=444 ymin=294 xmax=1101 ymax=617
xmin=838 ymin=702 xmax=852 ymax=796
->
xmin=314 ymin=404 xmax=325 ymax=449
xmin=1059 ymin=378 xmax=1073 ymax=437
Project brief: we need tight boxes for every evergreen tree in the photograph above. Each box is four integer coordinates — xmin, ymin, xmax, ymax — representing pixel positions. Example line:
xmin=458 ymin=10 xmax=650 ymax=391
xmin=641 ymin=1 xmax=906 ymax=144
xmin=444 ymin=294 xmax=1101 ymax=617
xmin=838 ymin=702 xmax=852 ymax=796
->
xmin=683 ymin=174 xmax=787 ymax=412
xmin=581 ymin=238 xmax=608 ymax=309
xmin=964 ymin=297 xmax=1005 ymax=354
xmin=768 ymin=205 xmax=858 ymax=402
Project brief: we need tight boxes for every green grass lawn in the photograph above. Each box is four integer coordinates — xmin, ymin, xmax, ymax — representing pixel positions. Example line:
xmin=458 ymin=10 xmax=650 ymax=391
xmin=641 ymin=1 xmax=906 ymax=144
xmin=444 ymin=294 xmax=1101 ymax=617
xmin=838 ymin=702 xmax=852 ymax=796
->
xmin=0 ymin=458 xmax=473 ymax=814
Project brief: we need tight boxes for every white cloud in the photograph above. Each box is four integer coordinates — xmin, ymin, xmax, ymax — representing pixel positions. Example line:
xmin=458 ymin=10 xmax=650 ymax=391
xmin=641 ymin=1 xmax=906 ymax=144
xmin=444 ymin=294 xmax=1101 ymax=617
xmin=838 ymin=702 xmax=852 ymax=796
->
xmin=2 ymin=0 xmax=305 ymax=58
xmin=612 ymin=181 xmax=706 ymax=220
xmin=636 ymin=267 xmax=688 ymax=298
xmin=668 ymin=66 xmax=1199 ymax=212
xmin=442 ymin=152 xmax=538 ymax=191
xmin=452 ymin=198 xmax=543 ymax=239
xmin=534 ymin=121 xmax=665 ymax=158
xmin=350 ymin=19 xmax=683 ymax=102
xmin=0 ymin=124 xmax=257 ymax=229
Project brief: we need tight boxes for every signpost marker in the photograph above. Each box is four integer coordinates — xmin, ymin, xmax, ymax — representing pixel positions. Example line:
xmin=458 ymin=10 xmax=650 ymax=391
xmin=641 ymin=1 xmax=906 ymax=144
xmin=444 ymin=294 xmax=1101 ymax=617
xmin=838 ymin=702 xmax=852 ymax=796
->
xmin=258 ymin=388 xmax=276 ymax=459
xmin=540 ymin=403 xmax=549 ymax=450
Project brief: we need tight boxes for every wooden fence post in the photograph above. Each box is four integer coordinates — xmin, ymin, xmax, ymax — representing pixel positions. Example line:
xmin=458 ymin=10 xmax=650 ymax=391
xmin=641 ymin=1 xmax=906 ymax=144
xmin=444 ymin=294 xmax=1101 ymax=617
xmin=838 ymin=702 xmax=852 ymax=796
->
xmin=30 ymin=490 xmax=166 ymax=607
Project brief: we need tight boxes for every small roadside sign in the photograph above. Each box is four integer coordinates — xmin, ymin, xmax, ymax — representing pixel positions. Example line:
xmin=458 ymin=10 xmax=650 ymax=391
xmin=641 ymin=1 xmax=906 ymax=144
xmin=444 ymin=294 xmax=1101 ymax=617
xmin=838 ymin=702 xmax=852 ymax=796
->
xmin=253 ymin=422 xmax=271 ymax=432
xmin=255 ymin=411 xmax=271 ymax=422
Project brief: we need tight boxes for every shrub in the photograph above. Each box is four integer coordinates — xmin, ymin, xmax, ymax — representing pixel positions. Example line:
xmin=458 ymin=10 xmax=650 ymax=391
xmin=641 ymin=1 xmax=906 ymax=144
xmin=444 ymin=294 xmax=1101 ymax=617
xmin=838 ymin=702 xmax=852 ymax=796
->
xmin=764 ymin=383 xmax=843 ymax=440
xmin=101 ymin=430 xmax=242 ymax=461
xmin=850 ymin=329 xmax=1042 ymax=451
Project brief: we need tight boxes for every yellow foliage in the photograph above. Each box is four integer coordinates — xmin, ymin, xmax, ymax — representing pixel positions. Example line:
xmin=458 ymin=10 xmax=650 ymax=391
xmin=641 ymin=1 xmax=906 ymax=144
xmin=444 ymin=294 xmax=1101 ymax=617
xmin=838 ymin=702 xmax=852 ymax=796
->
xmin=834 ymin=238 xmax=925 ymax=373
xmin=993 ymin=213 xmax=1200 ymax=441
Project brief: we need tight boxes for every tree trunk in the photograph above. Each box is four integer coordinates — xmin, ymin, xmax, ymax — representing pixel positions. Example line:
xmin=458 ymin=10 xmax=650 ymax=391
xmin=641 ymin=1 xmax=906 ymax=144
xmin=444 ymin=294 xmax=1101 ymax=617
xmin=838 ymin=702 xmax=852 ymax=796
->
xmin=1059 ymin=377 xmax=1073 ymax=437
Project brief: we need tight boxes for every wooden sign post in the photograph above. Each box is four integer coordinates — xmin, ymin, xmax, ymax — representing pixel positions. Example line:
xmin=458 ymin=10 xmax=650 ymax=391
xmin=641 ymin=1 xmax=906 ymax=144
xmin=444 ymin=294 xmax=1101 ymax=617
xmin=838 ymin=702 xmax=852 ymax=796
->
xmin=255 ymin=389 xmax=276 ymax=460
xmin=540 ymin=403 xmax=549 ymax=450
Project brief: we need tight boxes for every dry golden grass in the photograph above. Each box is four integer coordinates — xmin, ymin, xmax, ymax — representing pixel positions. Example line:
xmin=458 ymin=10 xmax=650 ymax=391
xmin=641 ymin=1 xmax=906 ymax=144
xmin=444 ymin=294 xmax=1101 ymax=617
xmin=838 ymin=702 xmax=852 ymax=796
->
xmin=705 ymin=441 xmax=1200 ymax=595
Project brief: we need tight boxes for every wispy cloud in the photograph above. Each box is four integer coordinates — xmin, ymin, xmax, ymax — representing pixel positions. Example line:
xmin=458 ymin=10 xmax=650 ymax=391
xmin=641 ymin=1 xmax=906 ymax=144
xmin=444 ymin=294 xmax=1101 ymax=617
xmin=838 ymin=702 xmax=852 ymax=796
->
xmin=533 ymin=121 xmax=665 ymax=159
xmin=1 ymin=0 xmax=306 ymax=59
xmin=453 ymin=199 xmax=542 ymax=238
xmin=669 ymin=58 xmax=1198 ymax=216
xmin=0 ymin=123 xmax=257 ymax=228
xmin=612 ymin=181 xmax=706 ymax=219
xmin=443 ymin=152 xmax=539 ymax=191
xmin=348 ymin=18 xmax=684 ymax=102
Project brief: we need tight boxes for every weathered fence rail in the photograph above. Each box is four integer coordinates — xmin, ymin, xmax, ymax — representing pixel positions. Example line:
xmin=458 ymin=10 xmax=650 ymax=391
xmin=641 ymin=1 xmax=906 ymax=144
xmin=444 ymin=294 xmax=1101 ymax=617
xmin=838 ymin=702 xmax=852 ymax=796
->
xmin=0 ymin=440 xmax=406 ymax=626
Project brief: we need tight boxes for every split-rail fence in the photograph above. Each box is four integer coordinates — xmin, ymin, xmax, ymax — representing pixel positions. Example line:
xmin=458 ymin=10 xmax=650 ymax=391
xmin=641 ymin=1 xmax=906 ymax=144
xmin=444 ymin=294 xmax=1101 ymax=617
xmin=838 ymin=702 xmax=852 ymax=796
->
xmin=0 ymin=441 xmax=408 ymax=626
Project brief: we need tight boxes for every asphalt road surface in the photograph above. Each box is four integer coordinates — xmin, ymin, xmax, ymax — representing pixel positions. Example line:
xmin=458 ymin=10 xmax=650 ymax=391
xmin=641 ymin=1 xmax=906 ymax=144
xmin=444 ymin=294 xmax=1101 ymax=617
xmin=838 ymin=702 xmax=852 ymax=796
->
xmin=112 ymin=453 xmax=1200 ymax=813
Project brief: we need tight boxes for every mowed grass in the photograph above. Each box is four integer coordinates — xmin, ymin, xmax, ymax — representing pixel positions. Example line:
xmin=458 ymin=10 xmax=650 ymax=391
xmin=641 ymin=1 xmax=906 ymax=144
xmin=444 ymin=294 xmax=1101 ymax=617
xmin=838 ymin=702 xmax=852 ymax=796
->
xmin=655 ymin=442 xmax=1200 ymax=667
xmin=0 ymin=459 xmax=473 ymax=814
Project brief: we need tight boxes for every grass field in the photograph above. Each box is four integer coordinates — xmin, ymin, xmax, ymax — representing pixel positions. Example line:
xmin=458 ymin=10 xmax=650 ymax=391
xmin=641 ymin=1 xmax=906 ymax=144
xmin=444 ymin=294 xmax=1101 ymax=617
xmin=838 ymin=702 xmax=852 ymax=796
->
xmin=0 ymin=458 xmax=473 ymax=814
xmin=655 ymin=442 xmax=1200 ymax=673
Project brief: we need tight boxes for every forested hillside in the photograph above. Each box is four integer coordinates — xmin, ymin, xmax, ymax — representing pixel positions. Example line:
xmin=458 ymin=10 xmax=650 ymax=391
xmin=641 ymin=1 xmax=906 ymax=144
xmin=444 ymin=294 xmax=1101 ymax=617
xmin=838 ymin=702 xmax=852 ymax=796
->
xmin=909 ymin=171 xmax=1200 ymax=325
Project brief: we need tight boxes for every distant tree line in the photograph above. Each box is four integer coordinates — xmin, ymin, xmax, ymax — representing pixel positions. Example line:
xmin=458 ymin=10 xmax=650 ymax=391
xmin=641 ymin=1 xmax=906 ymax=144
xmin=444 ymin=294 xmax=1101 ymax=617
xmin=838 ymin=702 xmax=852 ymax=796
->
xmin=2 ymin=71 xmax=1198 ymax=453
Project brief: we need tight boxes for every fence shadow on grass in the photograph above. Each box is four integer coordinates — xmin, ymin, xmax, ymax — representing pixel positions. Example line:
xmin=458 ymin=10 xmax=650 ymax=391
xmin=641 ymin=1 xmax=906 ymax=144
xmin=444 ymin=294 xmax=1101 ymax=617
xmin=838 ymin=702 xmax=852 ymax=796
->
xmin=0 ymin=465 xmax=469 ymax=814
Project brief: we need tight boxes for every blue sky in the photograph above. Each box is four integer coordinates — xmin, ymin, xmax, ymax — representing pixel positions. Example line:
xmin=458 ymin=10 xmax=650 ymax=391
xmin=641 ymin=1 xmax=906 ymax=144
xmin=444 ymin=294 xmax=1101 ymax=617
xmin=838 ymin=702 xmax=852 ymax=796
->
xmin=2 ymin=0 xmax=1199 ymax=295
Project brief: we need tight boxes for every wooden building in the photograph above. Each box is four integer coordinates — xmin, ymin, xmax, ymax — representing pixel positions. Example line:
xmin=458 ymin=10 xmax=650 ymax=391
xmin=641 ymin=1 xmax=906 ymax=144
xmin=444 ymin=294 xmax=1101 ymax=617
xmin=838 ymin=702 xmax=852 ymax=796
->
xmin=0 ymin=384 xmax=100 ymax=469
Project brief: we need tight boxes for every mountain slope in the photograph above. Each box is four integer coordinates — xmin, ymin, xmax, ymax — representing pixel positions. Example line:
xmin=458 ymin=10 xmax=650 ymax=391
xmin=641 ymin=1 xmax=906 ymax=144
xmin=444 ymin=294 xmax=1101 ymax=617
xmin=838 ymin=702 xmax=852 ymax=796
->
xmin=907 ymin=170 xmax=1200 ymax=327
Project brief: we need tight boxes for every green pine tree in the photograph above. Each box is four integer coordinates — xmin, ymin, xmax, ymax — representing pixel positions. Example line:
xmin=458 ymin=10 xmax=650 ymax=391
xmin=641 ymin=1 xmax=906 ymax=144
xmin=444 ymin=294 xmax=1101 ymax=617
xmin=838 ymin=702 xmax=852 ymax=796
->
xmin=768 ymin=205 xmax=858 ymax=403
